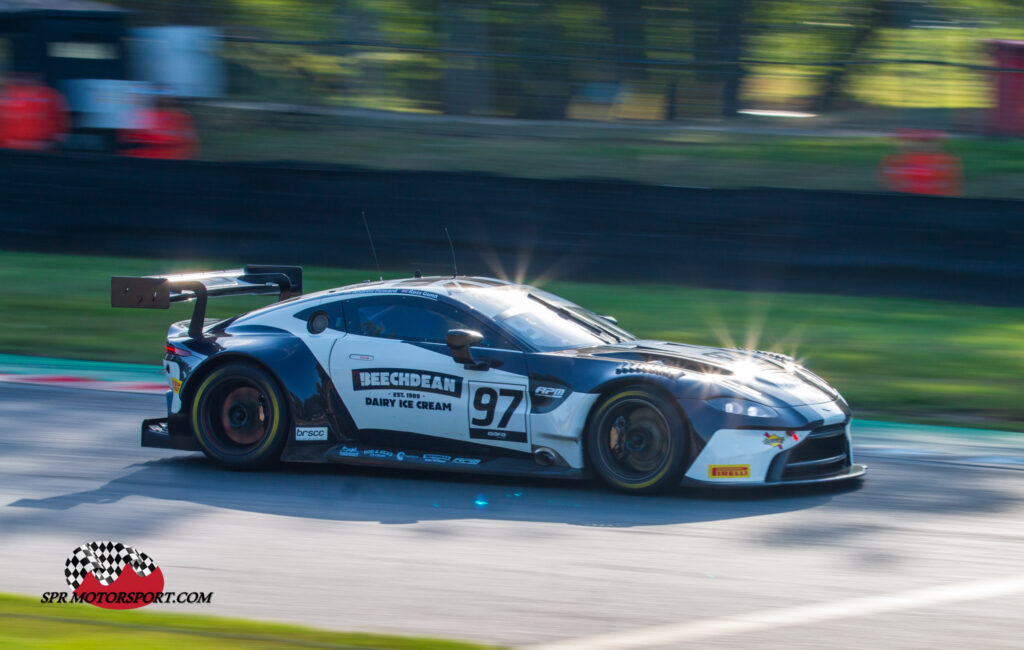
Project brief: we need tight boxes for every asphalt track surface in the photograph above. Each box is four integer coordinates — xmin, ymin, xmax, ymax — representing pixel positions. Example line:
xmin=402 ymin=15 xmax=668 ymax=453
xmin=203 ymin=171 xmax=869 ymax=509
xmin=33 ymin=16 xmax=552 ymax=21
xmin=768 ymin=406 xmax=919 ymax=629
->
xmin=3 ymin=383 xmax=1024 ymax=649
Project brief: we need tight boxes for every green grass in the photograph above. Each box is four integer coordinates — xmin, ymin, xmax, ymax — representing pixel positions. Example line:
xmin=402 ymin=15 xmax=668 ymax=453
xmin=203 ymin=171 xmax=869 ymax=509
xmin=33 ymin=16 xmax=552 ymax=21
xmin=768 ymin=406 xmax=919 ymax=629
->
xmin=0 ymin=593 xmax=499 ymax=649
xmin=1 ymin=250 xmax=1022 ymax=430
xmin=194 ymin=105 xmax=1024 ymax=199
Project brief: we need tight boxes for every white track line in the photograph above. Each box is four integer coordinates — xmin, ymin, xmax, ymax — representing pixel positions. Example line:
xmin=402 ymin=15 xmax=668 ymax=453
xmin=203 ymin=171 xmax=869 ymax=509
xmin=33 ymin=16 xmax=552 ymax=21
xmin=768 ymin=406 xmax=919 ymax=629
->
xmin=528 ymin=574 xmax=1024 ymax=650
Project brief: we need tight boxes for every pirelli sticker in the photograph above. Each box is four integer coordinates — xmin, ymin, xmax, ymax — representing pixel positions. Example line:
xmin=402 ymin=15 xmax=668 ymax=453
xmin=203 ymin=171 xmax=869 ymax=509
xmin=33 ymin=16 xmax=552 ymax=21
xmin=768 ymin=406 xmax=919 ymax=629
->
xmin=708 ymin=464 xmax=751 ymax=479
xmin=351 ymin=369 xmax=462 ymax=398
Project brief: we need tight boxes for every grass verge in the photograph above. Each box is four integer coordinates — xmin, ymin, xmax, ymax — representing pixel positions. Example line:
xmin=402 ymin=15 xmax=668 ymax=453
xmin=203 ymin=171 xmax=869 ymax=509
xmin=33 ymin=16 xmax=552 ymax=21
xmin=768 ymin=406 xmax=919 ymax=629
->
xmin=1 ymin=250 xmax=1022 ymax=430
xmin=195 ymin=105 xmax=1024 ymax=199
xmin=0 ymin=593 xmax=499 ymax=650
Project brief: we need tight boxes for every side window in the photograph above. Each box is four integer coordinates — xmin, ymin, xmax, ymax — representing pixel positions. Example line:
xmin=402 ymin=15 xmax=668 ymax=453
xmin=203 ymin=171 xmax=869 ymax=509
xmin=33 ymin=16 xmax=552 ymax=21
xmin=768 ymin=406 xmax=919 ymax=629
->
xmin=319 ymin=300 xmax=346 ymax=331
xmin=344 ymin=295 xmax=515 ymax=349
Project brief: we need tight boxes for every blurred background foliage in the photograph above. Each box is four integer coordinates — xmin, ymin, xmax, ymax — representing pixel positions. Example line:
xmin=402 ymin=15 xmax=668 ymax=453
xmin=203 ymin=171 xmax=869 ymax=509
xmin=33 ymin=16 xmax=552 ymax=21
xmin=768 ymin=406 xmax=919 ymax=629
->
xmin=82 ymin=1 xmax=1024 ymax=197
xmin=110 ymin=0 xmax=1024 ymax=119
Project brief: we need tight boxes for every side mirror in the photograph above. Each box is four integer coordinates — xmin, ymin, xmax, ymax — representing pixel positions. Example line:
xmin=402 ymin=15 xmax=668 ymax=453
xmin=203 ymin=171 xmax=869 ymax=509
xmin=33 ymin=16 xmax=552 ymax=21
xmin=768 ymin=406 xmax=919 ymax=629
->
xmin=601 ymin=314 xmax=618 ymax=325
xmin=446 ymin=329 xmax=485 ymax=368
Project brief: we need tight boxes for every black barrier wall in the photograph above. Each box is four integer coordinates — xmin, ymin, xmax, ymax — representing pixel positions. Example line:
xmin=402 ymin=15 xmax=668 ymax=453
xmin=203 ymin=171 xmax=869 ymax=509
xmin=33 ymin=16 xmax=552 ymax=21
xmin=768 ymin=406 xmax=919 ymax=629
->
xmin=0 ymin=151 xmax=1021 ymax=304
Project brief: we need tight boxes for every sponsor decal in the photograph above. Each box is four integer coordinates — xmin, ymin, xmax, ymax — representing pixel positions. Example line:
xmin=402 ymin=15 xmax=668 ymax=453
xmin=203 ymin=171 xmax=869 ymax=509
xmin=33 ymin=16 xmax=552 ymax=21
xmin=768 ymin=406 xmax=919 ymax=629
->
xmin=452 ymin=457 xmax=481 ymax=465
xmin=423 ymin=454 xmax=451 ymax=463
xmin=40 ymin=541 xmax=212 ymax=609
xmin=345 ymin=288 xmax=439 ymax=300
xmin=363 ymin=449 xmax=394 ymax=459
xmin=534 ymin=386 xmax=566 ymax=399
xmin=364 ymin=396 xmax=453 ymax=412
xmin=352 ymin=369 xmax=462 ymax=398
xmin=763 ymin=433 xmax=785 ymax=449
xmin=708 ymin=464 xmax=751 ymax=479
xmin=338 ymin=446 xmax=359 ymax=457
xmin=470 ymin=428 xmax=528 ymax=443
xmin=414 ymin=400 xmax=452 ymax=411
xmin=171 ymin=377 xmax=182 ymax=394
xmin=396 ymin=451 xmax=406 ymax=461
xmin=468 ymin=383 xmax=528 ymax=443
xmin=295 ymin=426 xmax=328 ymax=441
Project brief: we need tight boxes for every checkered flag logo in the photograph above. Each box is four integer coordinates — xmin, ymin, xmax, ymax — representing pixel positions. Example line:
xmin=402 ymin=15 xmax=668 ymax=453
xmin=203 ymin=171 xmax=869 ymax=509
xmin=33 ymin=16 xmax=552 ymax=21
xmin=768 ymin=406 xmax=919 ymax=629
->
xmin=65 ymin=541 xmax=158 ymax=590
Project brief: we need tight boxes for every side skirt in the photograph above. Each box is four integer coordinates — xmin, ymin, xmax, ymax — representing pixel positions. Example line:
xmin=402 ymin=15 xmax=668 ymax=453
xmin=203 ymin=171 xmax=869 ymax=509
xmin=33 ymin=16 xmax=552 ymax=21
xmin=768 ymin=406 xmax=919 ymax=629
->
xmin=282 ymin=442 xmax=584 ymax=479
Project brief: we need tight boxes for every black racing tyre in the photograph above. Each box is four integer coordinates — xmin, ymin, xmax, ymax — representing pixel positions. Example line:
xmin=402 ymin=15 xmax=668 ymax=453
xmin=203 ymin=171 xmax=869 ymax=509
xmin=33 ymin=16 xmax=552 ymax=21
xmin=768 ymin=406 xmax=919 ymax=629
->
xmin=190 ymin=362 xmax=288 ymax=469
xmin=586 ymin=387 xmax=691 ymax=494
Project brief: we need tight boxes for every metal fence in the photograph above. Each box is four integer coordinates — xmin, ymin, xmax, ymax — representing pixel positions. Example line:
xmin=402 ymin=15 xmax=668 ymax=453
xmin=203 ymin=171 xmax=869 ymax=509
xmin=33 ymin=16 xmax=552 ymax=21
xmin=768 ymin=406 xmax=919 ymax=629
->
xmin=1 ymin=149 xmax=1020 ymax=304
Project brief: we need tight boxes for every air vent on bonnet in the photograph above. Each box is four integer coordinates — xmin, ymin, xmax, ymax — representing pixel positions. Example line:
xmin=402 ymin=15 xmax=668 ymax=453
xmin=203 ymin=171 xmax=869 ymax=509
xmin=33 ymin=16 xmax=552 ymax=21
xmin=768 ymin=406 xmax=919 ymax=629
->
xmin=590 ymin=351 xmax=722 ymax=375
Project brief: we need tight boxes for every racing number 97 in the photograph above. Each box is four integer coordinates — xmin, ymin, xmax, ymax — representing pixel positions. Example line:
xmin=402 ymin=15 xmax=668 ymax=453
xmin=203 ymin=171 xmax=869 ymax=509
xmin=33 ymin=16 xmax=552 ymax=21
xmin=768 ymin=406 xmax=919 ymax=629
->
xmin=471 ymin=387 xmax=523 ymax=428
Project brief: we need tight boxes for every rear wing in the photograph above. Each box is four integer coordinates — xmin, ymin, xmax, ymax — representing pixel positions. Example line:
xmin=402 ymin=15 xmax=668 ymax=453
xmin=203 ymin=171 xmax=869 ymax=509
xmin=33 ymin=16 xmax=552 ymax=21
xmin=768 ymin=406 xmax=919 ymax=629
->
xmin=112 ymin=265 xmax=302 ymax=338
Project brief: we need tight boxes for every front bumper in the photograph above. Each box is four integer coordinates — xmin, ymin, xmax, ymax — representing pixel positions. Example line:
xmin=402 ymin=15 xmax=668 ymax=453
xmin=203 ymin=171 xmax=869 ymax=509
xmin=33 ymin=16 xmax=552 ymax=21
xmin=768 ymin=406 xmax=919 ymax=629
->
xmin=683 ymin=399 xmax=863 ymax=486
xmin=683 ymin=462 xmax=867 ymax=487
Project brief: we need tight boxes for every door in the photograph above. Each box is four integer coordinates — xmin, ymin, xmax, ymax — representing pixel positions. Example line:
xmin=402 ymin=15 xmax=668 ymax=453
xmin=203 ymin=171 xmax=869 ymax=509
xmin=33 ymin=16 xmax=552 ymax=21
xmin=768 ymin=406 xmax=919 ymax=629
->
xmin=329 ymin=293 xmax=531 ymax=452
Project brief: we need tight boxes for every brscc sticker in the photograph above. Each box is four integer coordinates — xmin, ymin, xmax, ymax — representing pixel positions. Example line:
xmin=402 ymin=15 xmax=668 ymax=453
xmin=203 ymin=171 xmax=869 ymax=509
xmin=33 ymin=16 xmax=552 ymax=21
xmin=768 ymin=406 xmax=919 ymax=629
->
xmin=295 ymin=427 xmax=328 ymax=441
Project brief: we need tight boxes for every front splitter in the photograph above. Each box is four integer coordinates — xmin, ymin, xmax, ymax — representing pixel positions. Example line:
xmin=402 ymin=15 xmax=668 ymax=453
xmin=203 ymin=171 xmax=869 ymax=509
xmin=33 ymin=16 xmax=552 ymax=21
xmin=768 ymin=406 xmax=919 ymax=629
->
xmin=682 ymin=463 xmax=867 ymax=488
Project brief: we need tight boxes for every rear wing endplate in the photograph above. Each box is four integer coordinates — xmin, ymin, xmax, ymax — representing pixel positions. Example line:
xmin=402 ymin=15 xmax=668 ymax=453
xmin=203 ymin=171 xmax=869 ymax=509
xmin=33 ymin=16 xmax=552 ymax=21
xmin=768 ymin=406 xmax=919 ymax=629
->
xmin=112 ymin=265 xmax=302 ymax=339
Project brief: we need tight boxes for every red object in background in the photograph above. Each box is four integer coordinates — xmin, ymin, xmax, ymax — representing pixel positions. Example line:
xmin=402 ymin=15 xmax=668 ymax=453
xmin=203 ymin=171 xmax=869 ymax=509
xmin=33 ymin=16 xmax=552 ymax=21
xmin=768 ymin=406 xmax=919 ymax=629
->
xmin=880 ymin=129 xmax=962 ymax=196
xmin=881 ymin=151 xmax=962 ymax=196
xmin=988 ymin=40 xmax=1024 ymax=135
xmin=0 ymin=81 xmax=69 ymax=150
xmin=121 ymin=107 xmax=198 ymax=159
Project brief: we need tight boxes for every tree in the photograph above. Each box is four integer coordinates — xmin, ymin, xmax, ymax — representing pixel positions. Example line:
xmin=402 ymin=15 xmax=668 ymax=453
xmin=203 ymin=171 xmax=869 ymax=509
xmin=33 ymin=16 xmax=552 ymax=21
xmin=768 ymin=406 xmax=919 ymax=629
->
xmin=602 ymin=0 xmax=648 ymax=83
xmin=813 ymin=0 xmax=894 ymax=112
xmin=717 ymin=0 xmax=749 ymax=118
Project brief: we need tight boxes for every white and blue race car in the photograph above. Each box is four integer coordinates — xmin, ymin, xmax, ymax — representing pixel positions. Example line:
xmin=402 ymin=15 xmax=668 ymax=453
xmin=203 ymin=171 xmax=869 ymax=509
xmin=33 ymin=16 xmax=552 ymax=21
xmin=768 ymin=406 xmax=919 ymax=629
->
xmin=112 ymin=266 xmax=865 ymax=493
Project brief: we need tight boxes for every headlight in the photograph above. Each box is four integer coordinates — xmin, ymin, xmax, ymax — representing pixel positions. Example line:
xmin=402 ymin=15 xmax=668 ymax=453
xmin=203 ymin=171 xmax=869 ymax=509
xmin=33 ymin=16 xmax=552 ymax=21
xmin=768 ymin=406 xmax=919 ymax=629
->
xmin=707 ymin=398 xmax=778 ymax=418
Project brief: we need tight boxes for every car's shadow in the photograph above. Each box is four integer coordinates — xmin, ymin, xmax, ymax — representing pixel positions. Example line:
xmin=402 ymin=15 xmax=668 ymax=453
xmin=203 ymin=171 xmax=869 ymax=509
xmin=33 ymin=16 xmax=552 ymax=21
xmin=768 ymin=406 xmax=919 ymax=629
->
xmin=8 ymin=452 xmax=865 ymax=528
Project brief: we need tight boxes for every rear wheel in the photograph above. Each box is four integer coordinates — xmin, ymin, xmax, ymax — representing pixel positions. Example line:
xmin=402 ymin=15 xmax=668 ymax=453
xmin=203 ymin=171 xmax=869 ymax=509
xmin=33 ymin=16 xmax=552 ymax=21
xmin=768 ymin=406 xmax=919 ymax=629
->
xmin=190 ymin=363 xmax=288 ymax=469
xmin=586 ymin=388 xmax=690 ymax=494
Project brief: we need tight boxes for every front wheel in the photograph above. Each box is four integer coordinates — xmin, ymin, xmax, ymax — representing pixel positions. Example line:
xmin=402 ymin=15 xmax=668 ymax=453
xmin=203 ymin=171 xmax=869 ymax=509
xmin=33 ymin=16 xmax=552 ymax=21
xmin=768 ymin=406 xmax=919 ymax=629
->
xmin=586 ymin=388 xmax=690 ymax=494
xmin=190 ymin=363 xmax=288 ymax=469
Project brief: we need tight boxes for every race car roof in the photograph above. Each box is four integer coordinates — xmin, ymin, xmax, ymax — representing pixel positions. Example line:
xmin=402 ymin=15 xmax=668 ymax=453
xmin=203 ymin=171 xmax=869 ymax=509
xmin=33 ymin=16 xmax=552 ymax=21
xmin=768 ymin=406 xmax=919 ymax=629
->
xmin=325 ymin=276 xmax=513 ymax=295
xmin=234 ymin=276 xmax=518 ymax=322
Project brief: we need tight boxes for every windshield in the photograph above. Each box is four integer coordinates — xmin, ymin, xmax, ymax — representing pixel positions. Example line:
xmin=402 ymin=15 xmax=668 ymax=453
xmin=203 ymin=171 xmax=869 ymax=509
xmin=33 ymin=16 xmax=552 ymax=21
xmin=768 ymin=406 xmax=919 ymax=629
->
xmin=458 ymin=286 xmax=636 ymax=351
